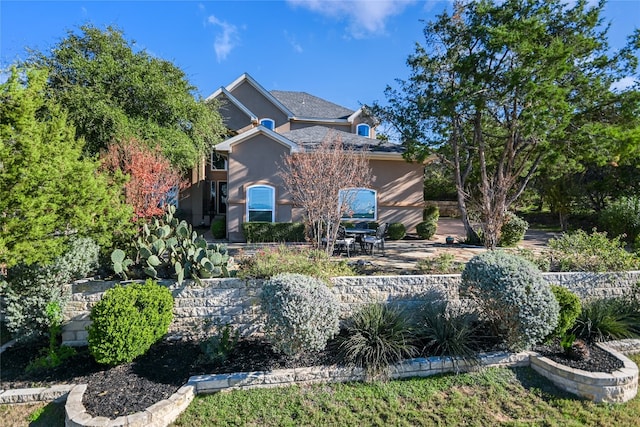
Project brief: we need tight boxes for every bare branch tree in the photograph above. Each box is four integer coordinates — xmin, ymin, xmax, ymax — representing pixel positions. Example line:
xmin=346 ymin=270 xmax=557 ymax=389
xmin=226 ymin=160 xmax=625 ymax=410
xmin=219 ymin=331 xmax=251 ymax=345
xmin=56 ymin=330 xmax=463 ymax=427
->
xmin=280 ymin=132 xmax=372 ymax=255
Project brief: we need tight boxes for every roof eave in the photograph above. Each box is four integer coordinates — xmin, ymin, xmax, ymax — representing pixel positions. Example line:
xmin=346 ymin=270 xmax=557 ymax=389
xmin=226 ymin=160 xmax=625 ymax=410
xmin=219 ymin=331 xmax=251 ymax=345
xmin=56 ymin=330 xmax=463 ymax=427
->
xmin=214 ymin=126 xmax=300 ymax=154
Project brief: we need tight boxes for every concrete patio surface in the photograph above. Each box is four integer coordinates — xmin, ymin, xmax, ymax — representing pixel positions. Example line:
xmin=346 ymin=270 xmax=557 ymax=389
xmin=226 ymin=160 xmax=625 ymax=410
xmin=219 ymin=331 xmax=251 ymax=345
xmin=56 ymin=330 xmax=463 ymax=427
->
xmin=212 ymin=218 xmax=560 ymax=274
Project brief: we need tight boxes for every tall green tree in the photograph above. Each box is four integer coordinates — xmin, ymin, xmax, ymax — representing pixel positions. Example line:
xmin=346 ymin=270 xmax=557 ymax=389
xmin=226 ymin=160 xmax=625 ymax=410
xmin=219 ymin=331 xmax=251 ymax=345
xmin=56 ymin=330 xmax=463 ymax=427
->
xmin=27 ymin=25 xmax=226 ymax=171
xmin=0 ymin=67 xmax=133 ymax=267
xmin=371 ymin=0 xmax=638 ymax=247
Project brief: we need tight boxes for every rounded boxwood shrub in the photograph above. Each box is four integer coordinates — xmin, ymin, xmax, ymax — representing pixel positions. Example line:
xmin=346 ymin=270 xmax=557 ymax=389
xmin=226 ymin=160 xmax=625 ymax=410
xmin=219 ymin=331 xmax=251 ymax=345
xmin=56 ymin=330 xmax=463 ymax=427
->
xmin=498 ymin=213 xmax=528 ymax=247
xmin=416 ymin=221 xmax=437 ymax=239
xmin=387 ymin=222 xmax=406 ymax=240
xmin=423 ymin=205 xmax=440 ymax=223
xmin=210 ymin=216 xmax=226 ymax=239
xmin=261 ymin=273 xmax=340 ymax=356
xmin=549 ymin=285 xmax=582 ymax=339
xmin=87 ymin=279 xmax=174 ymax=365
xmin=461 ymin=251 xmax=559 ymax=351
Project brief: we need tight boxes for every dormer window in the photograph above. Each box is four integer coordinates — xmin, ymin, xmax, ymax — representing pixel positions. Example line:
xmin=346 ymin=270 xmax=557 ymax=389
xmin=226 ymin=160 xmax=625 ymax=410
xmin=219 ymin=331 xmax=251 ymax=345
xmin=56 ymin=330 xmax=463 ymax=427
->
xmin=356 ymin=123 xmax=370 ymax=137
xmin=260 ymin=118 xmax=275 ymax=130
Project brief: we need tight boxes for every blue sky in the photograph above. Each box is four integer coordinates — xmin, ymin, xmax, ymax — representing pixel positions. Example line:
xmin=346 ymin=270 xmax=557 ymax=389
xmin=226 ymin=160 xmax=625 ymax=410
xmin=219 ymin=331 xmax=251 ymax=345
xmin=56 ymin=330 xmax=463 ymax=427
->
xmin=1 ymin=1 xmax=638 ymax=111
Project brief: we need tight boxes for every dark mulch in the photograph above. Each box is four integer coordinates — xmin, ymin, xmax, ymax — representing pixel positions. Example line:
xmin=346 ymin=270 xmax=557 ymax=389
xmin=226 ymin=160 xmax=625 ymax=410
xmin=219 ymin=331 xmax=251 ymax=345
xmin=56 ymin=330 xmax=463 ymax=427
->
xmin=533 ymin=340 xmax=624 ymax=373
xmin=0 ymin=337 xmax=624 ymax=419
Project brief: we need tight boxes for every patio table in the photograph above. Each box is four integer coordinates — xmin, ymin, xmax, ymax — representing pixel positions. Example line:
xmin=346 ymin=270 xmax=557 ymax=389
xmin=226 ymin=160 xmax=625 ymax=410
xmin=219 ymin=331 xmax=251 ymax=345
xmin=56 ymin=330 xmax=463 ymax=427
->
xmin=344 ymin=229 xmax=376 ymax=253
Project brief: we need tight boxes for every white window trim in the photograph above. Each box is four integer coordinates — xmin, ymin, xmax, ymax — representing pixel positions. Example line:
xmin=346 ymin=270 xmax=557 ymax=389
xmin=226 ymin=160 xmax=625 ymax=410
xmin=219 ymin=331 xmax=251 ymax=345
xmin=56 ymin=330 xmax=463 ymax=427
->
xmin=356 ymin=123 xmax=370 ymax=137
xmin=246 ymin=184 xmax=276 ymax=222
xmin=339 ymin=187 xmax=377 ymax=220
xmin=259 ymin=118 xmax=275 ymax=130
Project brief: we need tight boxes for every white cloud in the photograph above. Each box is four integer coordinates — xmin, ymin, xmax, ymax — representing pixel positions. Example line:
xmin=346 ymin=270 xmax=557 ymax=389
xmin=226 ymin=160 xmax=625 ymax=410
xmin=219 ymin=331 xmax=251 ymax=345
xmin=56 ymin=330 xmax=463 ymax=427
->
xmin=287 ymin=0 xmax=417 ymax=38
xmin=284 ymin=30 xmax=304 ymax=53
xmin=610 ymin=76 xmax=638 ymax=92
xmin=207 ymin=15 xmax=240 ymax=62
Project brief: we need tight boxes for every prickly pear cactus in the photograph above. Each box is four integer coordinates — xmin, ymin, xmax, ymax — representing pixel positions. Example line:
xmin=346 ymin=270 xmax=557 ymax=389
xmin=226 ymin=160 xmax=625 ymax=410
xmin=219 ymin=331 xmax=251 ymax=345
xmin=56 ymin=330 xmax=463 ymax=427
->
xmin=111 ymin=205 xmax=231 ymax=284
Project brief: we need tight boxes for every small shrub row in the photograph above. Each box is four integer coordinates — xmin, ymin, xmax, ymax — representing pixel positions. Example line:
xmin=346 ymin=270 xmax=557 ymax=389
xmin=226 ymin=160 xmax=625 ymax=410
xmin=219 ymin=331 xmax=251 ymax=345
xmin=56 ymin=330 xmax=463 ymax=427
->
xmin=242 ymin=222 xmax=306 ymax=243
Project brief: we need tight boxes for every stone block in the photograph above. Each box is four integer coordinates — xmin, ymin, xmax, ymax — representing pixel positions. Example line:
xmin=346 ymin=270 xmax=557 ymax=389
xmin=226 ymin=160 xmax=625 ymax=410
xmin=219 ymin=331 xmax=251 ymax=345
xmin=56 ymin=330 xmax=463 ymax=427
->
xmin=0 ymin=388 xmax=46 ymax=403
xmin=192 ymin=374 xmax=230 ymax=392
xmin=126 ymin=410 xmax=152 ymax=427
xmin=263 ymin=369 xmax=296 ymax=385
xmin=106 ymin=416 xmax=129 ymax=427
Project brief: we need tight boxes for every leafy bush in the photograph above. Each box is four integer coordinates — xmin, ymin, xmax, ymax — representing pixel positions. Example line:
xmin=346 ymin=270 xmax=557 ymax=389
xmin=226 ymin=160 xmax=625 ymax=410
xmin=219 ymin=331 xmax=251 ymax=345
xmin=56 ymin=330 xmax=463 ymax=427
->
xmin=26 ymin=301 xmax=76 ymax=373
xmin=237 ymin=245 xmax=354 ymax=282
xmin=111 ymin=205 xmax=231 ymax=284
xmin=416 ymin=221 xmax=437 ymax=240
xmin=199 ymin=323 xmax=239 ymax=365
xmin=599 ymin=196 xmax=640 ymax=244
xmin=498 ymin=213 xmax=529 ymax=247
xmin=387 ymin=222 xmax=406 ymax=240
xmin=571 ymin=297 xmax=640 ymax=342
xmin=337 ymin=303 xmax=417 ymax=380
xmin=210 ymin=216 xmax=226 ymax=239
xmin=548 ymin=285 xmax=582 ymax=339
xmin=87 ymin=279 xmax=174 ymax=365
xmin=242 ymin=222 xmax=306 ymax=243
xmin=416 ymin=253 xmax=464 ymax=274
xmin=507 ymin=248 xmax=551 ymax=272
xmin=461 ymin=251 xmax=559 ymax=351
xmin=261 ymin=273 xmax=340 ymax=356
xmin=547 ymin=229 xmax=640 ymax=272
xmin=2 ymin=236 xmax=100 ymax=342
xmin=415 ymin=301 xmax=479 ymax=366
xmin=423 ymin=205 xmax=440 ymax=223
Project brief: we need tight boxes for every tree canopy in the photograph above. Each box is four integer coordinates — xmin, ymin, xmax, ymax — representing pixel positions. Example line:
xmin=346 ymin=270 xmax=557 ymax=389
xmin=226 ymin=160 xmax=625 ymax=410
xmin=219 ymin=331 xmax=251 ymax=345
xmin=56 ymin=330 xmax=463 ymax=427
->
xmin=26 ymin=25 xmax=226 ymax=171
xmin=370 ymin=0 xmax=639 ymax=247
xmin=0 ymin=67 xmax=133 ymax=267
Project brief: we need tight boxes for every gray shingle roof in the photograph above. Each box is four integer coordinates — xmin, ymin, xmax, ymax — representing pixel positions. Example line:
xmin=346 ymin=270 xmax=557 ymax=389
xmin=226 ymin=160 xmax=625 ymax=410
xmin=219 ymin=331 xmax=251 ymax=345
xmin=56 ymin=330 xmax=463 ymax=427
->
xmin=280 ymin=126 xmax=404 ymax=154
xmin=270 ymin=90 xmax=354 ymax=119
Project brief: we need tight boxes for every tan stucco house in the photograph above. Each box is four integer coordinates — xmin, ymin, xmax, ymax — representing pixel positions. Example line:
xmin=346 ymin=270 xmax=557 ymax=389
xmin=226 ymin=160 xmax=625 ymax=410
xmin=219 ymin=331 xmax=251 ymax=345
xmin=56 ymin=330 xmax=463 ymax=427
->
xmin=180 ymin=73 xmax=425 ymax=242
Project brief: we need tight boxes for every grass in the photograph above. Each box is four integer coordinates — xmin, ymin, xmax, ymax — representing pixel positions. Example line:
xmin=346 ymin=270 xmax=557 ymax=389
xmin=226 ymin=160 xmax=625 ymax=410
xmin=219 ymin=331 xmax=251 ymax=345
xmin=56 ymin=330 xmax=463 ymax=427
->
xmin=173 ymin=353 xmax=640 ymax=426
xmin=2 ymin=354 xmax=639 ymax=426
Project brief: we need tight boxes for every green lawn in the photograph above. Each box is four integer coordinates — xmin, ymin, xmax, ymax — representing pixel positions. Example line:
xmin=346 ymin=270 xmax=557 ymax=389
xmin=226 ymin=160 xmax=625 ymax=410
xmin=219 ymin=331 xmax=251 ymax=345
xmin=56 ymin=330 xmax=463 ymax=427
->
xmin=173 ymin=353 xmax=640 ymax=427
xmin=3 ymin=354 xmax=639 ymax=426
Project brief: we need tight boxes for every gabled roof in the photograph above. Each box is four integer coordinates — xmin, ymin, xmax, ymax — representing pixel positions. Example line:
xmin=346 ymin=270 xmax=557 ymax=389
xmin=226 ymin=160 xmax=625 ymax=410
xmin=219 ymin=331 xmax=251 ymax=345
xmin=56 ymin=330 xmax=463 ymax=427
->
xmin=213 ymin=87 xmax=258 ymax=123
xmin=280 ymin=126 xmax=405 ymax=159
xmin=270 ymin=91 xmax=355 ymax=120
xmin=213 ymin=125 xmax=300 ymax=154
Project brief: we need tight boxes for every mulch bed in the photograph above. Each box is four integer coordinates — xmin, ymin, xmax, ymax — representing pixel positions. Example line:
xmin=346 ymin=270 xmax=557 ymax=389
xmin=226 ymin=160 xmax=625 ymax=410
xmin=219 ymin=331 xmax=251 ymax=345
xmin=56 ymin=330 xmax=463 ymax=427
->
xmin=0 ymin=337 xmax=625 ymax=419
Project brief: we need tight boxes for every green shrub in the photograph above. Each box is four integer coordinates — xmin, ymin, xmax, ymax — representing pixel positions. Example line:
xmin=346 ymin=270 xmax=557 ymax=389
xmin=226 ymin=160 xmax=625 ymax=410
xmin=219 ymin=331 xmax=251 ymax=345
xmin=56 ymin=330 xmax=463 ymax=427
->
xmin=2 ymin=236 xmax=100 ymax=342
xmin=507 ymin=248 xmax=551 ymax=272
xmin=498 ymin=213 xmax=529 ymax=247
xmin=26 ymin=301 xmax=76 ymax=373
xmin=416 ymin=301 xmax=479 ymax=366
xmin=237 ymin=245 xmax=354 ymax=282
xmin=87 ymin=279 xmax=174 ymax=365
xmin=337 ymin=303 xmax=417 ymax=381
xmin=571 ymin=297 xmax=640 ymax=342
xmin=547 ymin=229 xmax=640 ymax=272
xmin=242 ymin=222 xmax=306 ymax=243
xmin=199 ymin=323 xmax=239 ymax=365
xmin=416 ymin=221 xmax=437 ymax=240
xmin=210 ymin=216 xmax=226 ymax=239
xmin=423 ymin=205 xmax=440 ymax=223
xmin=387 ymin=222 xmax=406 ymax=240
xmin=261 ymin=273 xmax=340 ymax=356
xmin=461 ymin=251 xmax=559 ymax=351
xmin=416 ymin=253 xmax=464 ymax=274
xmin=599 ymin=196 xmax=640 ymax=244
xmin=548 ymin=285 xmax=582 ymax=339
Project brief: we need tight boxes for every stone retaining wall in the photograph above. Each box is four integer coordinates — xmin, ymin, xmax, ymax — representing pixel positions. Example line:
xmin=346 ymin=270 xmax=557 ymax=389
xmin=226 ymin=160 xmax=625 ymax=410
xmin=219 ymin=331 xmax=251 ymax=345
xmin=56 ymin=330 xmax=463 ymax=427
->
xmin=61 ymin=271 xmax=640 ymax=346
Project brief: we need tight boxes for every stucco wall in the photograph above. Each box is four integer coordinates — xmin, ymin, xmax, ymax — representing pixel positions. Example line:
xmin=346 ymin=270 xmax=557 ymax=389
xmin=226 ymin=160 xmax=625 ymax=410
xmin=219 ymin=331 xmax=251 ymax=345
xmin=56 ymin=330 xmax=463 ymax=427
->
xmin=61 ymin=271 xmax=640 ymax=346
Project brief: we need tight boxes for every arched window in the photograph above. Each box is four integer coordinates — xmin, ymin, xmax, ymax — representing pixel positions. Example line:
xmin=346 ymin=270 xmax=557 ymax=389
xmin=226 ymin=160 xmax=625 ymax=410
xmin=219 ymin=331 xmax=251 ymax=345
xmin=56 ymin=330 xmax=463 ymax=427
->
xmin=260 ymin=118 xmax=275 ymax=130
xmin=356 ymin=123 xmax=370 ymax=137
xmin=339 ymin=188 xmax=376 ymax=220
xmin=247 ymin=185 xmax=275 ymax=222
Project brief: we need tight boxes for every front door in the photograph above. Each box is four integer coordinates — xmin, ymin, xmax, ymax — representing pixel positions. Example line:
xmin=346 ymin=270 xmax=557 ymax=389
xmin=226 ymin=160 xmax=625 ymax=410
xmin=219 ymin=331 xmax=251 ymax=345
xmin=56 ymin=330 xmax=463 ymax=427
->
xmin=218 ymin=181 xmax=227 ymax=214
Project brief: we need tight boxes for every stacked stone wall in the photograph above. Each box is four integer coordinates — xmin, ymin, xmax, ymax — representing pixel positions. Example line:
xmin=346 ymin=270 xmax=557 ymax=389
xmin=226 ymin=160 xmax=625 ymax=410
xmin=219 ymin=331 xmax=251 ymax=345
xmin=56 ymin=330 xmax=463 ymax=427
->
xmin=61 ymin=271 xmax=640 ymax=346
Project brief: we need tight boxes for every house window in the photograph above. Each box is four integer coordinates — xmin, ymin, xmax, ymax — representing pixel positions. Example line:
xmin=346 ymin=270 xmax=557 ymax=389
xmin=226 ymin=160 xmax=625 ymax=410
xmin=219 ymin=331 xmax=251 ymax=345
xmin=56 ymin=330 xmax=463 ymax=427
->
xmin=247 ymin=185 xmax=275 ymax=222
xmin=356 ymin=123 xmax=370 ymax=137
xmin=260 ymin=118 xmax=275 ymax=130
xmin=339 ymin=188 xmax=376 ymax=220
xmin=211 ymin=152 xmax=227 ymax=170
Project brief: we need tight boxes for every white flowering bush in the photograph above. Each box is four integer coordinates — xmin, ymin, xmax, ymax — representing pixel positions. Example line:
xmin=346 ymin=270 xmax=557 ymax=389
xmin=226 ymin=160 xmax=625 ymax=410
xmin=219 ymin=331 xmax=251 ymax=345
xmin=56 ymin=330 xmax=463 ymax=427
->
xmin=261 ymin=273 xmax=340 ymax=356
xmin=461 ymin=251 xmax=559 ymax=351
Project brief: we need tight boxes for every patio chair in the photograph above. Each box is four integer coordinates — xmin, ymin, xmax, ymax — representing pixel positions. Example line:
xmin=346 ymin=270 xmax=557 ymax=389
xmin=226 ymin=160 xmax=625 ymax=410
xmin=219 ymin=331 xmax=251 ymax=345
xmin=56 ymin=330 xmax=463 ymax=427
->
xmin=363 ymin=222 xmax=387 ymax=255
xmin=334 ymin=226 xmax=356 ymax=257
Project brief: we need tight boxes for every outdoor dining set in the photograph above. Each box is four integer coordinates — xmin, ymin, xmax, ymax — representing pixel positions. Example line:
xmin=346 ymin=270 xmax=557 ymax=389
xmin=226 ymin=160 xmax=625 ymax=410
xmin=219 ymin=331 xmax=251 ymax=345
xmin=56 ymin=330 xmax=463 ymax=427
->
xmin=334 ymin=222 xmax=388 ymax=257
